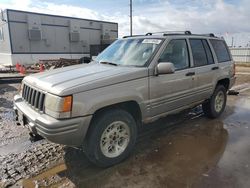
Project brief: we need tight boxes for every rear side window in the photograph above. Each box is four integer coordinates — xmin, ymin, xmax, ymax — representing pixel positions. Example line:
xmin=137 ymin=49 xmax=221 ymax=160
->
xmin=190 ymin=39 xmax=208 ymax=67
xmin=210 ymin=39 xmax=231 ymax=63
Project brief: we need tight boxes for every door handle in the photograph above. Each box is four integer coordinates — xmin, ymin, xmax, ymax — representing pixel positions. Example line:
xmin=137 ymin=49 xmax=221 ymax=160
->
xmin=185 ymin=72 xmax=195 ymax=76
xmin=211 ymin=66 xmax=219 ymax=70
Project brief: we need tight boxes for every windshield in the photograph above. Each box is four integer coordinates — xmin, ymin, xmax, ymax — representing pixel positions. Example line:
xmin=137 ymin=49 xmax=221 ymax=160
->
xmin=95 ymin=38 xmax=163 ymax=67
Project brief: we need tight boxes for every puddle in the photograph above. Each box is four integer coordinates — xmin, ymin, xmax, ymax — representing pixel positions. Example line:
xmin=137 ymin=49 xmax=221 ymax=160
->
xmin=22 ymin=164 xmax=67 ymax=188
xmin=22 ymin=117 xmax=228 ymax=188
xmin=195 ymin=92 xmax=250 ymax=188
xmin=225 ymin=95 xmax=250 ymax=123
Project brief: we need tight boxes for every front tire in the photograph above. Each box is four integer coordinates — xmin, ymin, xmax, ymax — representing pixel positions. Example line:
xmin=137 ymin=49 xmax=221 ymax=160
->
xmin=84 ymin=109 xmax=137 ymax=167
xmin=202 ymin=85 xmax=227 ymax=118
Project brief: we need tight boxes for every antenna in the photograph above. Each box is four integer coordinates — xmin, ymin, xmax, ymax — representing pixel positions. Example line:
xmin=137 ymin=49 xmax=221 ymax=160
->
xmin=0 ymin=10 xmax=3 ymax=21
xmin=129 ymin=0 xmax=132 ymax=36
xmin=1 ymin=9 xmax=6 ymax=22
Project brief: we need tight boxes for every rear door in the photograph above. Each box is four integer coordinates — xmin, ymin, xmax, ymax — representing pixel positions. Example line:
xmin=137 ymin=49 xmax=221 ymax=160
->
xmin=188 ymin=38 xmax=217 ymax=102
xmin=149 ymin=39 xmax=196 ymax=117
xmin=209 ymin=39 xmax=234 ymax=82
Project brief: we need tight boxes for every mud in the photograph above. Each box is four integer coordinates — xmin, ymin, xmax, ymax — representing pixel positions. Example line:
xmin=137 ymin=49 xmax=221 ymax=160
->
xmin=0 ymin=84 xmax=65 ymax=187
xmin=235 ymin=66 xmax=250 ymax=86
xmin=0 ymin=68 xmax=250 ymax=188
xmin=21 ymin=88 xmax=250 ymax=188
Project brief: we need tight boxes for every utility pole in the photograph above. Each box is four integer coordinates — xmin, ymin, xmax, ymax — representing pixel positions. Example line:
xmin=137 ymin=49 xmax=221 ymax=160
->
xmin=130 ymin=0 xmax=133 ymax=36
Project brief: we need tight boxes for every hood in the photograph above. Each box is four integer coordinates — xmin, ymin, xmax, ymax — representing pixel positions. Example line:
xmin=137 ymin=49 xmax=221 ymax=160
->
xmin=23 ymin=63 xmax=148 ymax=95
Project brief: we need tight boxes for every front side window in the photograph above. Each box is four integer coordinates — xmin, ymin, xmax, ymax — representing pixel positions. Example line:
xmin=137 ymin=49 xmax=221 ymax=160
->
xmin=95 ymin=38 xmax=162 ymax=67
xmin=0 ymin=27 xmax=4 ymax=41
xmin=210 ymin=39 xmax=231 ymax=63
xmin=190 ymin=39 xmax=208 ymax=67
xmin=158 ymin=39 xmax=189 ymax=70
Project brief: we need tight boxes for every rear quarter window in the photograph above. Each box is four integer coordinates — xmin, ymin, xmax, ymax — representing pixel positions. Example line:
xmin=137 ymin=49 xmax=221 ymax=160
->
xmin=210 ymin=39 xmax=231 ymax=63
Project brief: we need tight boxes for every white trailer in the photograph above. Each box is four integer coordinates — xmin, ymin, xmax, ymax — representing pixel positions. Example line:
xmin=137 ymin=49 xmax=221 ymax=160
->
xmin=0 ymin=9 xmax=118 ymax=65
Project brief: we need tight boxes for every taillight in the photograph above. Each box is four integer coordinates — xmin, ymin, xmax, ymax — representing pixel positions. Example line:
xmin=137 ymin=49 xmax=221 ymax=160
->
xmin=232 ymin=63 xmax=236 ymax=76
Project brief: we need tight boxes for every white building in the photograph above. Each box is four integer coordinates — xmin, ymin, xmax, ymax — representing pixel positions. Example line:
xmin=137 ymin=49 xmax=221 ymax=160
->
xmin=0 ymin=9 xmax=118 ymax=65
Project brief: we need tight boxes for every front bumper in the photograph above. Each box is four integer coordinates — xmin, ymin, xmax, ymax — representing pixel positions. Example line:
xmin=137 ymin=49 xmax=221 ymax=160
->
xmin=14 ymin=94 xmax=92 ymax=147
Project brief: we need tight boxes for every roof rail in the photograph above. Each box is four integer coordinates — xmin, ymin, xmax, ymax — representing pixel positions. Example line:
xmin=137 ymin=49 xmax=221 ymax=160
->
xmin=123 ymin=31 xmax=217 ymax=38
xmin=123 ymin=34 xmax=145 ymax=38
xmin=123 ymin=31 xmax=192 ymax=38
xmin=188 ymin=33 xmax=217 ymax=38
xmin=197 ymin=33 xmax=215 ymax=37
xmin=145 ymin=31 xmax=192 ymax=36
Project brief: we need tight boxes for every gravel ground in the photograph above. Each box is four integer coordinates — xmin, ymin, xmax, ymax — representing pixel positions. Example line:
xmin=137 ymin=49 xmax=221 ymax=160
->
xmin=0 ymin=83 xmax=65 ymax=188
xmin=0 ymin=84 xmax=26 ymax=146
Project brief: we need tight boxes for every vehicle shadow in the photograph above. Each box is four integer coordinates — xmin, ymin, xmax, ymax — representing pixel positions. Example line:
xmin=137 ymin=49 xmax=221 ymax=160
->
xmin=61 ymin=109 xmax=229 ymax=188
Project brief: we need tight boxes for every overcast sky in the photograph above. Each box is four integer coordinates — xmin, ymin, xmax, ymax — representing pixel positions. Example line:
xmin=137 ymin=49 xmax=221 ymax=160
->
xmin=1 ymin=0 xmax=250 ymax=47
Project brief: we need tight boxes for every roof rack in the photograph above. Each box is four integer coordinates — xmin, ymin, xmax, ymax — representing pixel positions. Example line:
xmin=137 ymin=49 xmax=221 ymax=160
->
xmin=146 ymin=31 xmax=192 ymax=36
xmin=123 ymin=31 xmax=192 ymax=38
xmin=123 ymin=31 xmax=217 ymax=38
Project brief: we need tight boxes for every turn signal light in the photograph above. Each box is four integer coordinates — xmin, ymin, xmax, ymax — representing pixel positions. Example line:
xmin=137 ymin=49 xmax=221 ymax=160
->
xmin=62 ymin=96 xmax=73 ymax=112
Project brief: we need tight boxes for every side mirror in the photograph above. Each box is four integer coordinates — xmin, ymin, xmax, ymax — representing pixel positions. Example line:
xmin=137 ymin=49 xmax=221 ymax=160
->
xmin=156 ymin=62 xmax=175 ymax=75
xmin=80 ymin=56 xmax=91 ymax=64
xmin=92 ymin=56 xmax=97 ymax=61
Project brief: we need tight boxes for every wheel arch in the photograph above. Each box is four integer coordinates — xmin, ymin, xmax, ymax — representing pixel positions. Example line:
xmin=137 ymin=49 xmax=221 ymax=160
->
xmin=216 ymin=78 xmax=230 ymax=91
xmin=83 ymin=100 xmax=142 ymax=146
xmin=91 ymin=100 xmax=142 ymax=125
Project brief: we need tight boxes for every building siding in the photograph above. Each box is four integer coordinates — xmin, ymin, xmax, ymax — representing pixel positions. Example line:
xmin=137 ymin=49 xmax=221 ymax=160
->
xmin=229 ymin=48 xmax=250 ymax=63
xmin=0 ymin=9 xmax=118 ymax=65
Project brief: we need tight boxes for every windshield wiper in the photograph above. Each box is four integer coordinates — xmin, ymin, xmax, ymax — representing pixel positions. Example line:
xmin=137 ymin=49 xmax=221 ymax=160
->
xmin=99 ymin=61 xmax=118 ymax=66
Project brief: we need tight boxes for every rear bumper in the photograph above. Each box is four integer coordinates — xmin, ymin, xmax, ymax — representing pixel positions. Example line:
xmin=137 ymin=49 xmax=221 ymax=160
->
xmin=14 ymin=94 xmax=92 ymax=147
xmin=229 ymin=76 xmax=236 ymax=89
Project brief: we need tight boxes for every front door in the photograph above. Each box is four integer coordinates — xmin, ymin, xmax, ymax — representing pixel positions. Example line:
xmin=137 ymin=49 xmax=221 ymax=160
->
xmin=149 ymin=39 xmax=196 ymax=118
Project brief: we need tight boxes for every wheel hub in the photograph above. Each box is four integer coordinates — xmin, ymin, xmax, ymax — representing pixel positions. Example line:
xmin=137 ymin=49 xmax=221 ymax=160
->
xmin=100 ymin=121 xmax=130 ymax=158
xmin=215 ymin=91 xmax=225 ymax=113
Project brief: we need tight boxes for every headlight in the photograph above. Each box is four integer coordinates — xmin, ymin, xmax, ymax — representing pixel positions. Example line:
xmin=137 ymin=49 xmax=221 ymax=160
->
xmin=44 ymin=93 xmax=73 ymax=119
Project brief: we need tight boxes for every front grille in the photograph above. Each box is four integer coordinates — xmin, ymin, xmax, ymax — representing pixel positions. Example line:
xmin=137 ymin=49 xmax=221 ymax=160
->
xmin=22 ymin=84 xmax=45 ymax=112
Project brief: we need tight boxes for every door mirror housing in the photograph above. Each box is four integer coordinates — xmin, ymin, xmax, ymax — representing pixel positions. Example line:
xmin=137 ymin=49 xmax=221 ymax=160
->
xmin=156 ymin=62 xmax=175 ymax=75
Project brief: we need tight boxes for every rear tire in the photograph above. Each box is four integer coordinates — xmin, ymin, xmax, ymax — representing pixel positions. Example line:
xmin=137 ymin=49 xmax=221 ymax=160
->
xmin=84 ymin=109 xmax=137 ymax=167
xmin=202 ymin=85 xmax=227 ymax=119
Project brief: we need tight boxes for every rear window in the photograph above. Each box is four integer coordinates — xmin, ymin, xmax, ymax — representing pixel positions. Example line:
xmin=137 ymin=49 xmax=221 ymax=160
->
xmin=210 ymin=39 xmax=231 ymax=63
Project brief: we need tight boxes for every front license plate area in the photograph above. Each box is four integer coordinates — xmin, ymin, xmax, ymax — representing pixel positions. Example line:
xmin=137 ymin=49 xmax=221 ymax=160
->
xmin=18 ymin=111 xmax=27 ymax=126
